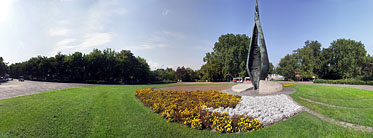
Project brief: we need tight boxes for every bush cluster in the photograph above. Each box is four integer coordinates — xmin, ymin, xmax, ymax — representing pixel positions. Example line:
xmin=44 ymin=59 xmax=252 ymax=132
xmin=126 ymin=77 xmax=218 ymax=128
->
xmin=314 ymin=79 xmax=373 ymax=85
xmin=135 ymin=88 xmax=263 ymax=133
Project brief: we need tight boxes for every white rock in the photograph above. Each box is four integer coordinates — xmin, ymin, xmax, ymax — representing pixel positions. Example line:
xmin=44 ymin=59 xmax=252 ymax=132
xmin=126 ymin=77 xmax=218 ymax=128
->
xmin=207 ymin=94 xmax=303 ymax=126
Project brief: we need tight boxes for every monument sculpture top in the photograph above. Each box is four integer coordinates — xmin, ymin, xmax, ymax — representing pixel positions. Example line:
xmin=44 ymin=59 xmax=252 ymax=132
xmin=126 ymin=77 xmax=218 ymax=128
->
xmin=246 ymin=0 xmax=269 ymax=90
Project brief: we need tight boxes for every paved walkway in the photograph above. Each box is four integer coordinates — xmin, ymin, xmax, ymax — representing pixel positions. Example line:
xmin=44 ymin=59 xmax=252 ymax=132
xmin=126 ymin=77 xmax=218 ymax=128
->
xmin=222 ymin=87 xmax=296 ymax=96
xmin=231 ymin=83 xmax=253 ymax=92
xmin=0 ymin=80 xmax=96 ymax=100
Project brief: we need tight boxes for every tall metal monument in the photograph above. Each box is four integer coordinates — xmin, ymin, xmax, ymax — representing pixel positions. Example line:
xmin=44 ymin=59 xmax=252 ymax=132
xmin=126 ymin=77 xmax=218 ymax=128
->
xmin=247 ymin=0 xmax=269 ymax=90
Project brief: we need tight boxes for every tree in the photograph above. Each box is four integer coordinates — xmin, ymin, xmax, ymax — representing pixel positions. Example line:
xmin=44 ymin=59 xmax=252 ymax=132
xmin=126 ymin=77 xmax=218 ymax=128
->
xmin=268 ymin=62 xmax=275 ymax=74
xmin=326 ymin=39 xmax=367 ymax=79
xmin=176 ymin=66 xmax=191 ymax=82
xmin=201 ymin=34 xmax=251 ymax=81
xmin=65 ymin=52 xmax=85 ymax=81
xmin=276 ymin=40 xmax=322 ymax=80
xmin=54 ymin=52 xmax=68 ymax=81
xmin=0 ymin=57 xmax=8 ymax=76
xmin=152 ymin=68 xmax=177 ymax=82
xmin=362 ymin=55 xmax=373 ymax=81
xmin=276 ymin=39 xmax=371 ymax=80
xmin=277 ymin=54 xmax=297 ymax=80
xmin=201 ymin=53 xmax=224 ymax=82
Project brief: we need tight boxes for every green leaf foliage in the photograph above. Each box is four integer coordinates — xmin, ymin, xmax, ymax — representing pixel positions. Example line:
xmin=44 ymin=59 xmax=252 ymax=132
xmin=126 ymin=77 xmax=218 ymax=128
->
xmin=8 ymin=48 xmax=152 ymax=84
xmin=277 ymin=39 xmax=371 ymax=80
xmin=201 ymin=34 xmax=251 ymax=82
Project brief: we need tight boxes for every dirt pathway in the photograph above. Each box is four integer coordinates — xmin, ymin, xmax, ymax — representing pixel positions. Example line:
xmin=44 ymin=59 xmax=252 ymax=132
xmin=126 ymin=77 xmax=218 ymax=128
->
xmin=0 ymin=80 xmax=96 ymax=100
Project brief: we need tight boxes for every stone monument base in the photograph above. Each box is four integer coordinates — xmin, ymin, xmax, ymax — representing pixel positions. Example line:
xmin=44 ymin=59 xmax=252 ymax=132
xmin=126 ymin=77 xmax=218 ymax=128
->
xmin=259 ymin=81 xmax=283 ymax=95
xmin=231 ymin=83 xmax=253 ymax=93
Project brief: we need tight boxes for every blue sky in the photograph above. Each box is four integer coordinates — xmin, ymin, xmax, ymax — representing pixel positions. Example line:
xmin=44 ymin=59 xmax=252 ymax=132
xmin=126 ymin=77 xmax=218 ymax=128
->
xmin=0 ymin=0 xmax=372 ymax=70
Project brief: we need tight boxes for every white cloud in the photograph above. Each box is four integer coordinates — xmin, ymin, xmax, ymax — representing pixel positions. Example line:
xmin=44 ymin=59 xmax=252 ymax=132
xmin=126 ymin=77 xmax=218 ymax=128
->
xmin=149 ymin=35 xmax=167 ymax=42
xmin=51 ymin=32 xmax=112 ymax=54
xmin=57 ymin=38 xmax=76 ymax=46
xmin=48 ymin=28 xmax=71 ymax=36
xmin=49 ymin=0 xmax=121 ymax=55
xmin=86 ymin=0 xmax=127 ymax=31
xmin=127 ymin=43 xmax=168 ymax=51
xmin=162 ymin=9 xmax=170 ymax=16
xmin=162 ymin=31 xmax=186 ymax=39
xmin=79 ymin=32 xmax=112 ymax=48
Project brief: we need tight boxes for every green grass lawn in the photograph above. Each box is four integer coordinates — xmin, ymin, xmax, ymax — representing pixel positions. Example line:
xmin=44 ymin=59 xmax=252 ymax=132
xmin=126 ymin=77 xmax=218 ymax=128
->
xmin=0 ymin=84 xmax=372 ymax=137
xmin=291 ymin=84 xmax=373 ymax=127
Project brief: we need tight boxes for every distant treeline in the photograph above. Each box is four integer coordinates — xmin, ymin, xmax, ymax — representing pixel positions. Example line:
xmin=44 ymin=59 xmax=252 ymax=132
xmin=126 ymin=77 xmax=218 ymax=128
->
xmin=0 ymin=49 xmax=201 ymax=84
xmin=7 ymin=49 xmax=152 ymax=84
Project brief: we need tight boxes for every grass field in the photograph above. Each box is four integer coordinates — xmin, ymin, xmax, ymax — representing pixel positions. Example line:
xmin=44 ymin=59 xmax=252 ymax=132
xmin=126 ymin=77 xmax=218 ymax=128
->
xmin=0 ymin=84 xmax=372 ymax=137
xmin=291 ymin=84 xmax=373 ymax=127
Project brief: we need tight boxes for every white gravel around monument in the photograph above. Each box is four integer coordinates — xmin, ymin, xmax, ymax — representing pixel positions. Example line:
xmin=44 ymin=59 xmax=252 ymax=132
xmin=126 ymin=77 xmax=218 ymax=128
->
xmin=205 ymin=94 xmax=303 ymax=126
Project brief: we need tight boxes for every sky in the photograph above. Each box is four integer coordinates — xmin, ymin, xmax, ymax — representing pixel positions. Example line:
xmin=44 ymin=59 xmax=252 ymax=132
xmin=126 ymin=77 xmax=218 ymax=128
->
xmin=0 ymin=0 xmax=372 ymax=70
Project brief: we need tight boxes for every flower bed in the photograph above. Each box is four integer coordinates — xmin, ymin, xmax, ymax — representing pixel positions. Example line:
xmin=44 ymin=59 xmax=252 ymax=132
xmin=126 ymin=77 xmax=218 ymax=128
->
xmin=135 ymin=88 xmax=263 ymax=133
xmin=283 ymin=84 xmax=294 ymax=87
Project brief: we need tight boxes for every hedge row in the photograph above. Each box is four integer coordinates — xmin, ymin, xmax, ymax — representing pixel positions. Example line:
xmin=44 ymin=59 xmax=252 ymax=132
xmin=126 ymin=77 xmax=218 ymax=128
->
xmin=314 ymin=79 xmax=373 ymax=85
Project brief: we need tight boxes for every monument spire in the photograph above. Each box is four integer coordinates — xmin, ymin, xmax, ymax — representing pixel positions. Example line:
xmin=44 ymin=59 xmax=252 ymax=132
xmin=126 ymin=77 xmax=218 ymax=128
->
xmin=247 ymin=0 xmax=269 ymax=90
xmin=255 ymin=0 xmax=259 ymax=13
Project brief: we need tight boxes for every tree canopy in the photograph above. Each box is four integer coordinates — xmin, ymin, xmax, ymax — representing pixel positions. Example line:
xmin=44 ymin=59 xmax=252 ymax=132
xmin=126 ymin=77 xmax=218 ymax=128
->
xmin=201 ymin=34 xmax=251 ymax=81
xmin=8 ymin=49 xmax=152 ymax=84
xmin=276 ymin=39 xmax=371 ymax=80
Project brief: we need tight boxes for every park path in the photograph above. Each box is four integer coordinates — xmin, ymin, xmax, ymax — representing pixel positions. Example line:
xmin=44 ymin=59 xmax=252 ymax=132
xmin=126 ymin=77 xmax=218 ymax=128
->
xmin=0 ymin=80 xmax=96 ymax=100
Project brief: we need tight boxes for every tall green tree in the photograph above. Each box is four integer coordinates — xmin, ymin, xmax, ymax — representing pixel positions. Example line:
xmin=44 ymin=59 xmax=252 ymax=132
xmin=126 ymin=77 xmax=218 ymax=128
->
xmin=201 ymin=52 xmax=224 ymax=81
xmin=276 ymin=40 xmax=322 ymax=80
xmin=293 ymin=41 xmax=322 ymax=79
xmin=277 ymin=54 xmax=297 ymax=80
xmin=176 ymin=66 xmax=191 ymax=82
xmin=326 ymin=39 xmax=367 ymax=79
xmin=201 ymin=34 xmax=251 ymax=81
